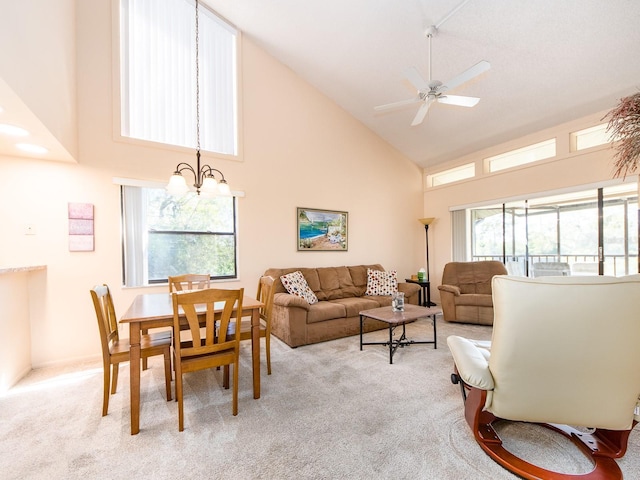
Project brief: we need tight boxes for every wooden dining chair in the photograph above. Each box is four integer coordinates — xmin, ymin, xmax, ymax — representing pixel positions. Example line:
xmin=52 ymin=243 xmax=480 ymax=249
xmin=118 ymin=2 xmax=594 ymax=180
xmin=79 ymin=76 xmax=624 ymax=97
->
xmin=168 ymin=273 xmax=211 ymax=292
xmin=140 ymin=273 xmax=211 ymax=371
xmin=90 ymin=284 xmax=172 ymax=417
xmin=226 ymin=276 xmax=275 ymax=376
xmin=171 ymin=287 xmax=244 ymax=431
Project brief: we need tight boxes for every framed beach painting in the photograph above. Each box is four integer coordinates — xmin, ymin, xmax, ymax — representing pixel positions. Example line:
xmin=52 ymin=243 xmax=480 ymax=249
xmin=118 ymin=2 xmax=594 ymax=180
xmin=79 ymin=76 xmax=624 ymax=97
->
xmin=297 ymin=207 xmax=348 ymax=251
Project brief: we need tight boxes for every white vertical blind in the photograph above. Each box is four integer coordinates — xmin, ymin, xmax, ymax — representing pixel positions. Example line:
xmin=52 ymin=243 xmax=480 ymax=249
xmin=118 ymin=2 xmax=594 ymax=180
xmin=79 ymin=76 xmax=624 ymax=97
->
xmin=122 ymin=186 xmax=149 ymax=286
xmin=120 ymin=0 xmax=238 ymax=155
xmin=451 ymin=209 xmax=467 ymax=261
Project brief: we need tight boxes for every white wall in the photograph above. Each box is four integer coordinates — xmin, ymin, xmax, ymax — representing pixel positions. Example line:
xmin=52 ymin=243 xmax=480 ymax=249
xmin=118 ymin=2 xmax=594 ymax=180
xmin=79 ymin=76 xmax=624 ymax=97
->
xmin=0 ymin=0 xmax=77 ymax=159
xmin=423 ymin=111 xmax=637 ymax=301
xmin=0 ymin=0 xmax=424 ymax=369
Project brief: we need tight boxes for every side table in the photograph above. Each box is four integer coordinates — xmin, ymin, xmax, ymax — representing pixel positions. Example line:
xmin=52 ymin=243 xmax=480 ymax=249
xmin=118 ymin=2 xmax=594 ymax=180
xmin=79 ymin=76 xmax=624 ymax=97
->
xmin=405 ymin=278 xmax=436 ymax=307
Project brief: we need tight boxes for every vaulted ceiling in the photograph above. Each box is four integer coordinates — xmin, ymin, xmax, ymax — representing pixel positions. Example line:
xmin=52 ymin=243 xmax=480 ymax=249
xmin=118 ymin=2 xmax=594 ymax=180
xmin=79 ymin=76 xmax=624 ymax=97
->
xmin=206 ymin=0 xmax=640 ymax=169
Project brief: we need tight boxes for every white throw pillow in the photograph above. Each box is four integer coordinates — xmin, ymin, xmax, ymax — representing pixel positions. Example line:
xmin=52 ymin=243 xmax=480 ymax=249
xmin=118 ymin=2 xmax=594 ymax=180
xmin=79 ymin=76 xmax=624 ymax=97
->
xmin=365 ymin=268 xmax=398 ymax=296
xmin=280 ymin=271 xmax=318 ymax=305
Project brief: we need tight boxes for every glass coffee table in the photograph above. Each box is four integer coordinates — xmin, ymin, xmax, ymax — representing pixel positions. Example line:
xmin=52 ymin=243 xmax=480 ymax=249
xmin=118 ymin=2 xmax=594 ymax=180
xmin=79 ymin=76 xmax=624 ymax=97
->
xmin=359 ymin=304 xmax=442 ymax=364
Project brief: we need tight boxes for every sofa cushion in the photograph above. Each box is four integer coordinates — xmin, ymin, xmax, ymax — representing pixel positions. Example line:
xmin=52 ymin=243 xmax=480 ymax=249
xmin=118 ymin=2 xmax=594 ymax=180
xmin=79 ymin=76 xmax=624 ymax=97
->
xmin=315 ymin=266 xmax=360 ymax=301
xmin=348 ymin=264 xmax=385 ymax=295
xmin=455 ymin=293 xmax=494 ymax=307
xmin=269 ymin=264 xmax=388 ymax=297
xmin=307 ymin=301 xmax=347 ymax=324
xmin=365 ymin=268 xmax=398 ymax=296
xmin=330 ymin=297 xmax=382 ymax=317
xmin=280 ymin=271 xmax=318 ymax=305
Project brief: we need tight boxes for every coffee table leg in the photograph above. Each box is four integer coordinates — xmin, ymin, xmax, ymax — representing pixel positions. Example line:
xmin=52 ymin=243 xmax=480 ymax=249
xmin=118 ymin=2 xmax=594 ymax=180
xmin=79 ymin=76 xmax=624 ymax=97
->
xmin=432 ymin=314 xmax=437 ymax=349
xmin=389 ymin=324 xmax=393 ymax=364
xmin=360 ymin=315 xmax=363 ymax=350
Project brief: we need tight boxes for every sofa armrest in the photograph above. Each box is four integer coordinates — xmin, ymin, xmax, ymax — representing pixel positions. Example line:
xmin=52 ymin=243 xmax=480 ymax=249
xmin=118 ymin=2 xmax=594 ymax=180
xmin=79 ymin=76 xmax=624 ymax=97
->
xmin=438 ymin=284 xmax=461 ymax=296
xmin=447 ymin=335 xmax=494 ymax=391
xmin=398 ymin=282 xmax=420 ymax=297
xmin=273 ymin=292 xmax=311 ymax=310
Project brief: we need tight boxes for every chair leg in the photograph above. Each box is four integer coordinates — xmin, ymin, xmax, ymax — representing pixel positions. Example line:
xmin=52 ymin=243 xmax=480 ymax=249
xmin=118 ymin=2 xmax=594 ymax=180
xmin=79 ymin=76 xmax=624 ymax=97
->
xmin=223 ymin=365 xmax=230 ymax=389
xmin=266 ymin=335 xmax=272 ymax=375
xmin=110 ymin=363 xmax=119 ymax=395
xmin=232 ymin=361 xmax=238 ymax=416
xmin=141 ymin=328 xmax=149 ymax=370
xmin=102 ymin=361 xmax=111 ymax=416
xmin=463 ymin=386 xmax=628 ymax=480
xmin=163 ymin=349 xmax=172 ymax=402
xmin=176 ymin=368 xmax=184 ymax=432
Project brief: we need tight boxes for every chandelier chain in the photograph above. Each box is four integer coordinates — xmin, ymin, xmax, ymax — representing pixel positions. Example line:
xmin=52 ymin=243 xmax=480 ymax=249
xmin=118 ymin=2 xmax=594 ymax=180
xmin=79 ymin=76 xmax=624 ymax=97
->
xmin=167 ymin=0 xmax=229 ymax=196
xmin=195 ymin=0 xmax=200 ymax=152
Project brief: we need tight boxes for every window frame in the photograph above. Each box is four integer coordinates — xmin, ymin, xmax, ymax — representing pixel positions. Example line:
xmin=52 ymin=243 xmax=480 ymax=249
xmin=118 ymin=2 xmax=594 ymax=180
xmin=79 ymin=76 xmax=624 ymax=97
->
xmin=456 ymin=182 xmax=638 ymax=276
xmin=120 ymin=183 xmax=239 ymax=287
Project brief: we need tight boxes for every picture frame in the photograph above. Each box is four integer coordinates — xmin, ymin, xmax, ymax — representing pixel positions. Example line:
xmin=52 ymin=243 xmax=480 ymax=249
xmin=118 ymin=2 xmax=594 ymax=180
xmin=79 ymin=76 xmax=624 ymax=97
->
xmin=68 ymin=202 xmax=95 ymax=252
xmin=297 ymin=207 xmax=348 ymax=251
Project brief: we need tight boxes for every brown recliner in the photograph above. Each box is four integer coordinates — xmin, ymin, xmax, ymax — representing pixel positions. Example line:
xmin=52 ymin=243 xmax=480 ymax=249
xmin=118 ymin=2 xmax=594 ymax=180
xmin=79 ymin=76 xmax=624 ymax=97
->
xmin=438 ymin=261 xmax=507 ymax=325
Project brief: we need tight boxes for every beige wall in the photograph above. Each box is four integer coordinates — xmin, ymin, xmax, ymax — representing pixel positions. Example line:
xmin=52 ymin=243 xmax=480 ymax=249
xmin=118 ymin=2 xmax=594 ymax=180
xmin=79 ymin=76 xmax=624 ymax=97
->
xmin=423 ymin=111 xmax=637 ymax=301
xmin=0 ymin=0 xmax=423 ymax=369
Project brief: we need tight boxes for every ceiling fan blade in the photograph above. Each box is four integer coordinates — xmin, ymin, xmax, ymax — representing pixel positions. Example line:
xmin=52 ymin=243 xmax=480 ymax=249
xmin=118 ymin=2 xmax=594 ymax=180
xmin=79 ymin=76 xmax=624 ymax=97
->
xmin=441 ymin=60 xmax=490 ymax=92
xmin=374 ymin=97 xmax=421 ymax=112
xmin=438 ymin=94 xmax=480 ymax=107
xmin=411 ymin=99 xmax=434 ymax=126
xmin=404 ymin=67 xmax=429 ymax=91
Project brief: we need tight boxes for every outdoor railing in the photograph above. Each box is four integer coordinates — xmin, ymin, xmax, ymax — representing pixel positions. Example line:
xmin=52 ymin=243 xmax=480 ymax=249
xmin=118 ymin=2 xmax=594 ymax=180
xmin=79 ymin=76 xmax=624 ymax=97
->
xmin=471 ymin=254 xmax=638 ymax=276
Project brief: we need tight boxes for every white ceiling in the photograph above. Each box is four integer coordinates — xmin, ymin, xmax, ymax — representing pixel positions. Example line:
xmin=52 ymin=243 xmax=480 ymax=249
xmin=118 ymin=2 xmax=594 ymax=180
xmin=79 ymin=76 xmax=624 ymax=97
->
xmin=205 ymin=0 xmax=640 ymax=169
xmin=0 ymin=77 xmax=75 ymax=163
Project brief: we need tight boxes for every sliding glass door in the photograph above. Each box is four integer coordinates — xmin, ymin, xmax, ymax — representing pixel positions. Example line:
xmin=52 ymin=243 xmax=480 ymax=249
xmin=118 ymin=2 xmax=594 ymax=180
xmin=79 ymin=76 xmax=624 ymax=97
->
xmin=463 ymin=183 xmax=638 ymax=276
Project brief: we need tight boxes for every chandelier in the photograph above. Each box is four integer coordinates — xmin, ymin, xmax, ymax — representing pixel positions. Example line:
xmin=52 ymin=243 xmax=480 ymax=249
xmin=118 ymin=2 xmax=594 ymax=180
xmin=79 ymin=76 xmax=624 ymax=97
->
xmin=166 ymin=0 xmax=230 ymax=197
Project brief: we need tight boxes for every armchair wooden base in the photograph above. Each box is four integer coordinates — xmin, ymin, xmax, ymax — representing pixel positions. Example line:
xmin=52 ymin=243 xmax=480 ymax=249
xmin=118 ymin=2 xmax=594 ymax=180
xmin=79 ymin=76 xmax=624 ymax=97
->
xmin=453 ymin=373 xmax=635 ymax=480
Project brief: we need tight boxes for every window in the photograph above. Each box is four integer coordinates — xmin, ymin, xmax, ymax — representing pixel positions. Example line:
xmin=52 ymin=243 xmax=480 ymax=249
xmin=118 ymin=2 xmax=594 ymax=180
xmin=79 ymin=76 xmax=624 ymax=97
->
xmin=122 ymin=186 xmax=237 ymax=286
xmin=485 ymin=139 xmax=556 ymax=173
xmin=456 ymin=183 xmax=638 ymax=276
xmin=119 ymin=0 xmax=238 ymax=156
xmin=427 ymin=163 xmax=475 ymax=187
xmin=571 ymin=124 xmax=612 ymax=151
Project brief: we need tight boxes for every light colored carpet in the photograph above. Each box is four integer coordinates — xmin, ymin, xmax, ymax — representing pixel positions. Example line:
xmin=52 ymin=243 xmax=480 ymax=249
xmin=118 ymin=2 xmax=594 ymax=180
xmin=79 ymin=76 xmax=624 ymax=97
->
xmin=1 ymin=319 xmax=639 ymax=479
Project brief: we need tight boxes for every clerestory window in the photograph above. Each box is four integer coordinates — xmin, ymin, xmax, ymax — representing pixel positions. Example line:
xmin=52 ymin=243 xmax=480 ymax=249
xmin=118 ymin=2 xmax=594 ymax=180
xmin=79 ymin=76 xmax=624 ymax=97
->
xmin=119 ymin=0 xmax=238 ymax=156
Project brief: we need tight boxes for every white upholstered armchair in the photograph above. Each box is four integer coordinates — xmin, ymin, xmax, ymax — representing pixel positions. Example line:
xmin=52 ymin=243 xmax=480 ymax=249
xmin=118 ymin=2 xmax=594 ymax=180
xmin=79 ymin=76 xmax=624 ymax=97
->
xmin=447 ymin=274 xmax=640 ymax=480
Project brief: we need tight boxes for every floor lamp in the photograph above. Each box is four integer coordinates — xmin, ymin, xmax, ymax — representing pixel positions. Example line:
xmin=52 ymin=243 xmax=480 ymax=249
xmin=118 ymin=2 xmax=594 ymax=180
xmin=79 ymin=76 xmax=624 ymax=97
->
xmin=419 ymin=218 xmax=436 ymax=306
xmin=419 ymin=218 xmax=435 ymax=280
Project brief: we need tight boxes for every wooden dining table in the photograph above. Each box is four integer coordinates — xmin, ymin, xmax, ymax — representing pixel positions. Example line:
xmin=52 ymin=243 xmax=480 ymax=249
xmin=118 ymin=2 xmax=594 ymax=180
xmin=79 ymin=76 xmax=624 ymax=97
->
xmin=120 ymin=292 xmax=264 ymax=435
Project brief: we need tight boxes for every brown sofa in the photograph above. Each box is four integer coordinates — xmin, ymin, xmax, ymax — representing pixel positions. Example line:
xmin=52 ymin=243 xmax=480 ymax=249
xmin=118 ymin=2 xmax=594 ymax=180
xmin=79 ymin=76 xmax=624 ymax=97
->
xmin=437 ymin=261 xmax=507 ymax=325
xmin=264 ymin=264 xmax=420 ymax=347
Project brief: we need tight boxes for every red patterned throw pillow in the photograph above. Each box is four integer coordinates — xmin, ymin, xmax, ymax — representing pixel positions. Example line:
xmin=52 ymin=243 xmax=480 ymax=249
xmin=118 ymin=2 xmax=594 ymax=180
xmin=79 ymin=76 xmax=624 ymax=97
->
xmin=280 ymin=271 xmax=318 ymax=305
xmin=365 ymin=268 xmax=398 ymax=296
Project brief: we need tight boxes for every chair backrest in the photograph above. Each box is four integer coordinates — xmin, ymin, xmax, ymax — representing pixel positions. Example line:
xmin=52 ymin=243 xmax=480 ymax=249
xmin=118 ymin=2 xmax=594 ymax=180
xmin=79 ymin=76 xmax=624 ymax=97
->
xmin=256 ymin=276 xmax=275 ymax=325
xmin=504 ymin=260 xmax=525 ymax=276
xmin=441 ymin=261 xmax=507 ymax=294
xmin=172 ymin=288 xmax=244 ymax=359
xmin=531 ymin=261 xmax=571 ymax=277
xmin=489 ymin=274 xmax=640 ymax=430
xmin=168 ymin=274 xmax=211 ymax=292
xmin=90 ymin=284 xmax=119 ymax=357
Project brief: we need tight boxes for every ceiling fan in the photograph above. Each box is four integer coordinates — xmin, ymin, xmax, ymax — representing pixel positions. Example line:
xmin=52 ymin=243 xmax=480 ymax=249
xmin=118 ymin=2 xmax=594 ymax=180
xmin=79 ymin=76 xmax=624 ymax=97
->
xmin=374 ymin=2 xmax=490 ymax=126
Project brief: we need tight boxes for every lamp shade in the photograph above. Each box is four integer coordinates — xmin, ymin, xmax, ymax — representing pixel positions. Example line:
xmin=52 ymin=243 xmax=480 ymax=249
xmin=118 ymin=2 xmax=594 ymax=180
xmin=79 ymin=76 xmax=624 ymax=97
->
xmin=419 ymin=217 xmax=435 ymax=226
xmin=200 ymin=176 xmax=218 ymax=196
xmin=166 ymin=173 xmax=189 ymax=195
xmin=217 ymin=180 xmax=231 ymax=196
